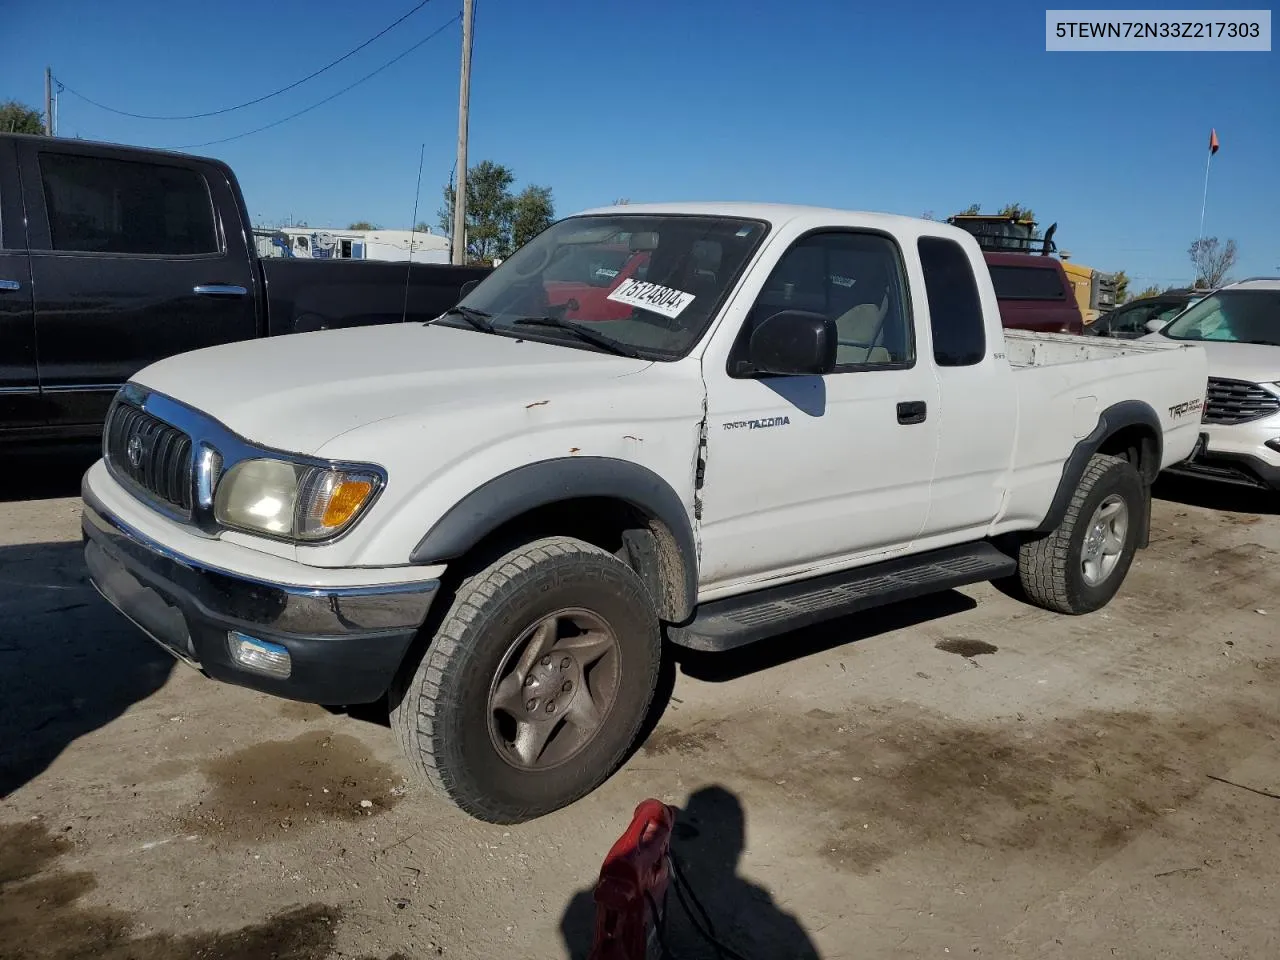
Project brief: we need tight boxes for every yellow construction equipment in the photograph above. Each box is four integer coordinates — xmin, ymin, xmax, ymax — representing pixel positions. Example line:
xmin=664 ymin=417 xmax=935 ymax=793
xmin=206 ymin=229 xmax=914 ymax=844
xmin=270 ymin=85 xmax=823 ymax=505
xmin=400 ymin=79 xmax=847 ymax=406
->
xmin=1060 ymin=257 xmax=1117 ymax=325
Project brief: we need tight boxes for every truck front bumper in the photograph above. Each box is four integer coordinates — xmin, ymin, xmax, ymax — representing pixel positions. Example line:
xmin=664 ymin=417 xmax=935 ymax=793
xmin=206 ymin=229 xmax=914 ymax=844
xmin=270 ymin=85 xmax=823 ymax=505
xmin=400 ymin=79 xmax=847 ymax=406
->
xmin=82 ymin=495 xmax=439 ymax=705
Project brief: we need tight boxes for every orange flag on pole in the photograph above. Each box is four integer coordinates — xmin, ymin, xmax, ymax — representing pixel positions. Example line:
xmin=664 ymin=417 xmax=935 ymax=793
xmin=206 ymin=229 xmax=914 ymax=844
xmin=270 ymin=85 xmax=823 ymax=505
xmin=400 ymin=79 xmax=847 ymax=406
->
xmin=1209 ymin=129 xmax=1220 ymax=155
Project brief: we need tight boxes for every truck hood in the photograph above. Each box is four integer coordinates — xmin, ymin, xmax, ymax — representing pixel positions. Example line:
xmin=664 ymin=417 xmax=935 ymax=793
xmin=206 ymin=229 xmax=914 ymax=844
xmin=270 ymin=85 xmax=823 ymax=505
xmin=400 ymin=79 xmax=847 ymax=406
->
xmin=1140 ymin=333 xmax=1280 ymax=385
xmin=132 ymin=323 xmax=653 ymax=453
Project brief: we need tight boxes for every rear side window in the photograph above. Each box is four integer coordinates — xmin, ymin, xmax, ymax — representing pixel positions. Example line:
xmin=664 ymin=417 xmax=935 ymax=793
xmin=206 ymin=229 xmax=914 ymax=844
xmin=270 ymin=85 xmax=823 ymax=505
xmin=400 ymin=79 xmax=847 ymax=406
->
xmin=918 ymin=237 xmax=985 ymax=367
xmin=39 ymin=153 xmax=218 ymax=255
xmin=988 ymin=264 xmax=1066 ymax=300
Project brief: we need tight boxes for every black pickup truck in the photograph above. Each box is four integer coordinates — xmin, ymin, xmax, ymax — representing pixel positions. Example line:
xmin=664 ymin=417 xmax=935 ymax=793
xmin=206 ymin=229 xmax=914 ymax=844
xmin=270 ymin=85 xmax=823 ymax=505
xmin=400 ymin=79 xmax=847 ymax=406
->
xmin=0 ymin=133 xmax=491 ymax=449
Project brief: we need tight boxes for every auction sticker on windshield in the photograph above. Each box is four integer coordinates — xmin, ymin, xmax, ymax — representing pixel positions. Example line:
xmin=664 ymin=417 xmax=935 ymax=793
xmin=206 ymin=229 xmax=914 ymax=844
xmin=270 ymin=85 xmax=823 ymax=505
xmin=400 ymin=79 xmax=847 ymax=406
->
xmin=607 ymin=279 xmax=696 ymax=319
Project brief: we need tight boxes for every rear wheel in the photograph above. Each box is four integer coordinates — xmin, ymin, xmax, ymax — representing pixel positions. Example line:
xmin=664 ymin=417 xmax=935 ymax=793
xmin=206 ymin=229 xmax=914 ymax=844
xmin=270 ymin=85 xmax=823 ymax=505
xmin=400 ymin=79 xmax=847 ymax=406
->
xmin=391 ymin=536 xmax=661 ymax=823
xmin=1017 ymin=453 xmax=1144 ymax=615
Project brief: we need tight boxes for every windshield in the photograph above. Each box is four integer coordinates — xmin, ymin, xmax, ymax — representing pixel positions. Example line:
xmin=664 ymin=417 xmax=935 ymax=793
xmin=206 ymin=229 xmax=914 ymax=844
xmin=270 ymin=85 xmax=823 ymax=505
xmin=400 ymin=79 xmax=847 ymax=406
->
xmin=440 ymin=214 xmax=769 ymax=359
xmin=1161 ymin=289 xmax=1280 ymax=345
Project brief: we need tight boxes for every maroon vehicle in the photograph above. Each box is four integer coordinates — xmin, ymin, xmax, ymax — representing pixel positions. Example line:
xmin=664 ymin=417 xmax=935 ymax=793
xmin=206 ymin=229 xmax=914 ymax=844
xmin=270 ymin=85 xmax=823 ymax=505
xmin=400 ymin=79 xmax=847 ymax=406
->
xmin=983 ymin=251 xmax=1084 ymax=335
xmin=946 ymin=213 xmax=1084 ymax=335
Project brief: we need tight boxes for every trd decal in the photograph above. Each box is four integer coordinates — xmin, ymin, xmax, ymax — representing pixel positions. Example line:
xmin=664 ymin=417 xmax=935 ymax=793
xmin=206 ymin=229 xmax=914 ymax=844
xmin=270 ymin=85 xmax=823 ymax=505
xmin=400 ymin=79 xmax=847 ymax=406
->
xmin=723 ymin=416 xmax=791 ymax=431
xmin=1168 ymin=398 xmax=1203 ymax=419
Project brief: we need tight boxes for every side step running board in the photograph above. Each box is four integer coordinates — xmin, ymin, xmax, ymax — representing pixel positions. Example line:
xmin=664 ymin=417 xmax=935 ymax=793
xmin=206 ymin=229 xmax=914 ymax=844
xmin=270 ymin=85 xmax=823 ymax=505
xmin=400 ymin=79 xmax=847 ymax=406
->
xmin=667 ymin=542 xmax=1016 ymax=652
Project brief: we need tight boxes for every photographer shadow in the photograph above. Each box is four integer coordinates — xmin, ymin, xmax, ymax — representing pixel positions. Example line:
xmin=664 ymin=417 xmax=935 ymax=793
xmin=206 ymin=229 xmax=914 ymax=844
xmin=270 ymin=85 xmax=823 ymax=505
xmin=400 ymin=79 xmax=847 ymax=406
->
xmin=0 ymin=540 xmax=174 ymax=797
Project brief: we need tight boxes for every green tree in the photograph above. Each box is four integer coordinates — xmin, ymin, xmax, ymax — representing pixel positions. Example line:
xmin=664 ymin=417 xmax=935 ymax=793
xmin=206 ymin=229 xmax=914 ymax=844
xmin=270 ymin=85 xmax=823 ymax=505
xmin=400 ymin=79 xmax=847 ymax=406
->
xmin=996 ymin=202 xmax=1035 ymax=221
xmin=510 ymin=185 xmax=554 ymax=250
xmin=414 ymin=221 xmax=430 ymax=233
xmin=439 ymin=160 xmax=555 ymax=264
xmin=1 ymin=100 xmax=45 ymax=134
xmin=439 ymin=160 xmax=514 ymax=264
xmin=1113 ymin=270 xmax=1130 ymax=303
xmin=1188 ymin=236 xmax=1238 ymax=288
xmin=952 ymin=203 xmax=1036 ymax=220
xmin=1132 ymin=284 xmax=1162 ymax=300
xmin=347 ymin=221 xmax=377 ymax=231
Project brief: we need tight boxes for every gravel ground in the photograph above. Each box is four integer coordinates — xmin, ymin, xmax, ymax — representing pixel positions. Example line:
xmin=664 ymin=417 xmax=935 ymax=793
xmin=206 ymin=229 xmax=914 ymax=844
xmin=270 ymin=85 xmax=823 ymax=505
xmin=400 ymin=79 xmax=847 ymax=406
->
xmin=2 ymin=460 xmax=1278 ymax=960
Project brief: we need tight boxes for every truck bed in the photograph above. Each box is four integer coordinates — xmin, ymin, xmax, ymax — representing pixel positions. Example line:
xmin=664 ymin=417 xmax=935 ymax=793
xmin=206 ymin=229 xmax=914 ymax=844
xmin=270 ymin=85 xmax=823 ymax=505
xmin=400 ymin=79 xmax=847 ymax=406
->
xmin=1004 ymin=329 xmax=1185 ymax=368
xmin=996 ymin=329 xmax=1209 ymax=533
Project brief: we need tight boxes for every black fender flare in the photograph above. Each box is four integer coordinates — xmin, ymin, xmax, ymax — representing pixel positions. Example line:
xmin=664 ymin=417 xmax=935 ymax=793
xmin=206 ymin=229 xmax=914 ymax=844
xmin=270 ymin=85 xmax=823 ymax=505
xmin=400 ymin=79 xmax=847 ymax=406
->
xmin=1035 ymin=399 xmax=1162 ymax=539
xmin=410 ymin=457 xmax=698 ymax=620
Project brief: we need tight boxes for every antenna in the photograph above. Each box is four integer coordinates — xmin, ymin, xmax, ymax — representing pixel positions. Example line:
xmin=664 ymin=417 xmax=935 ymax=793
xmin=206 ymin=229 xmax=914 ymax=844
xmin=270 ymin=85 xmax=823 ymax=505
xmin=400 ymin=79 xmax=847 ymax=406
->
xmin=401 ymin=142 xmax=426 ymax=325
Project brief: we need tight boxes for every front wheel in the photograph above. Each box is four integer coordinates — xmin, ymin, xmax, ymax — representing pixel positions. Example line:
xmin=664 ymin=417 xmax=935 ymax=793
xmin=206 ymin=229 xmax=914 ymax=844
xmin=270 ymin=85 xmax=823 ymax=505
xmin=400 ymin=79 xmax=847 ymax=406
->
xmin=390 ymin=536 xmax=662 ymax=823
xmin=1016 ymin=453 xmax=1144 ymax=615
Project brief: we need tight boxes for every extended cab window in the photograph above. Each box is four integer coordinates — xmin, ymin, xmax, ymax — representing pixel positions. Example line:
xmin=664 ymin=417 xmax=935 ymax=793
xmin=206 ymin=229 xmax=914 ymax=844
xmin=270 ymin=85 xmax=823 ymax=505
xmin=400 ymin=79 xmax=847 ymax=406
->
xmin=918 ymin=237 xmax=985 ymax=366
xmin=38 ymin=153 xmax=218 ymax=256
xmin=746 ymin=231 xmax=913 ymax=369
xmin=988 ymin=264 xmax=1066 ymax=300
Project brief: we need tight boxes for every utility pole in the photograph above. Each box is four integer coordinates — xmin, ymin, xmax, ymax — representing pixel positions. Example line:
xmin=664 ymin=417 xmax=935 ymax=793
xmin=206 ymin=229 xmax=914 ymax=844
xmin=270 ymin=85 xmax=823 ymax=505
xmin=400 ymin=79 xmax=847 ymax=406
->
xmin=450 ymin=0 xmax=473 ymax=266
xmin=44 ymin=67 xmax=53 ymax=136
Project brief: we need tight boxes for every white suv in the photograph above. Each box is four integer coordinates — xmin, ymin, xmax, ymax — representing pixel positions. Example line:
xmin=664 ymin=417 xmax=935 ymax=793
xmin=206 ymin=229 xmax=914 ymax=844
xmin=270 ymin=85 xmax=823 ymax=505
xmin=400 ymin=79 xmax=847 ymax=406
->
xmin=1143 ymin=278 xmax=1280 ymax=491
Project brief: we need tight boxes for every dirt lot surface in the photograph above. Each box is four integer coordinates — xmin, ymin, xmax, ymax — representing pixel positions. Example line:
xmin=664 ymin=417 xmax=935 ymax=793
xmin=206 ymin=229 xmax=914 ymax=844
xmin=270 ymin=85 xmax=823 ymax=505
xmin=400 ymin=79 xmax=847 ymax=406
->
xmin=3 ymin=460 xmax=1279 ymax=960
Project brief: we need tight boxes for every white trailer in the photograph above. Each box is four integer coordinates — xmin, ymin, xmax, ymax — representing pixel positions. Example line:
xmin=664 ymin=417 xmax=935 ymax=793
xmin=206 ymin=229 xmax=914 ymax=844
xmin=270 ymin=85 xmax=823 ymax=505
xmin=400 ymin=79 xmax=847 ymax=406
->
xmin=254 ymin=227 xmax=449 ymax=264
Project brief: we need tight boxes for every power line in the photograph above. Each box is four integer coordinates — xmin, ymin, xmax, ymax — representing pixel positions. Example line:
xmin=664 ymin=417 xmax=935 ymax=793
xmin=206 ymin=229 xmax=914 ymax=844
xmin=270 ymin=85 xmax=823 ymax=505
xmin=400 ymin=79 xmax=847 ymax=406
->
xmin=57 ymin=0 xmax=432 ymax=121
xmin=169 ymin=16 xmax=460 ymax=150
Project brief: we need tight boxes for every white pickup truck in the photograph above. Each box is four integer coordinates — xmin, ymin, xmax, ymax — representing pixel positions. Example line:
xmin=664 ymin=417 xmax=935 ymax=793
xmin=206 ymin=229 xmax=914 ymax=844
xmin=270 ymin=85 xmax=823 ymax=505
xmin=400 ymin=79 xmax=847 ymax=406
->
xmin=82 ymin=203 xmax=1209 ymax=822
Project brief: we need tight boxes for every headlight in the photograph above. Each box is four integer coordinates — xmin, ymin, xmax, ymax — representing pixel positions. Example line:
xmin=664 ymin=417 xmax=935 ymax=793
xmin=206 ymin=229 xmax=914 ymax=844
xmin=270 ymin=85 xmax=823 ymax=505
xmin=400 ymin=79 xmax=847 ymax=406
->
xmin=214 ymin=458 xmax=382 ymax=542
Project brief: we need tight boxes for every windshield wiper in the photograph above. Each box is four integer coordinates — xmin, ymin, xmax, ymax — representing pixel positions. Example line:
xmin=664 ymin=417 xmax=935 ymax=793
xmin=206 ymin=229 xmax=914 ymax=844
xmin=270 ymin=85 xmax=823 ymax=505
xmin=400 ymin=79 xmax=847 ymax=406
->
xmin=433 ymin=305 xmax=495 ymax=333
xmin=512 ymin=316 xmax=644 ymax=358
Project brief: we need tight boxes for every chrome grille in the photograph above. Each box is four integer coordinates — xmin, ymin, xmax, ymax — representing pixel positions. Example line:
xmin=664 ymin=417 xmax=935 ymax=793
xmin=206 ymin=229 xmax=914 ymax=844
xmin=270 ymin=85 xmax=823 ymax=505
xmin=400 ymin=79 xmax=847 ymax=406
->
xmin=104 ymin=402 xmax=194 ymax=515
xmin=1203 ymin=377 xmax=1280 ymax=425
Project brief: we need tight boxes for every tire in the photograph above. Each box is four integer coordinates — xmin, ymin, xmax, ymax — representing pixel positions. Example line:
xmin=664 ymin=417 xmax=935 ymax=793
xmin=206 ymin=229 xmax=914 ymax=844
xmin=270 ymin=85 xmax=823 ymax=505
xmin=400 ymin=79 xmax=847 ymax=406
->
xmin=391 ymin=536 xmax=662 ymax=823
xmin=1017 ymin=453 xmax=1144 ymax=615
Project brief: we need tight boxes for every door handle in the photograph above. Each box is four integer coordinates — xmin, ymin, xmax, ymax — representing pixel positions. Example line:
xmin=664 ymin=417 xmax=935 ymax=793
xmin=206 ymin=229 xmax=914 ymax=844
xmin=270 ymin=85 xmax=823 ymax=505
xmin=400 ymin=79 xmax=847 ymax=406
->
xmin=193 ymin=284 xmax=248 ymax=297
xmin=897 ymin=400 xmax=927 ymax=425
xmin=0 ymin=279 xmax=20 ymax=291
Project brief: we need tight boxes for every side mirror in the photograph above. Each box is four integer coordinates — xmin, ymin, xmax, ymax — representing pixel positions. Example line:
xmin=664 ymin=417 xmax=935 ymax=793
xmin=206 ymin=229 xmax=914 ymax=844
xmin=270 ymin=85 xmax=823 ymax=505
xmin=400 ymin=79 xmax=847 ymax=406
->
xmin=1144 ymin=318 xmax=1167 ymax=334
xmin=458 ymin=279 xmax=480 ymax=302
xmin=747 ymin=310 xmax=837 ymax=376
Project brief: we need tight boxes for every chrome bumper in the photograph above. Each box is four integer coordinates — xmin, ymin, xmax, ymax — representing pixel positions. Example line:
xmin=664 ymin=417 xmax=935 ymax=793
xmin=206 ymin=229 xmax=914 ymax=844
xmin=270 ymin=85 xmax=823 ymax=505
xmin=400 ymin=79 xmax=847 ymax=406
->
xmin=81 ymin=492 xmax=438 ymax=704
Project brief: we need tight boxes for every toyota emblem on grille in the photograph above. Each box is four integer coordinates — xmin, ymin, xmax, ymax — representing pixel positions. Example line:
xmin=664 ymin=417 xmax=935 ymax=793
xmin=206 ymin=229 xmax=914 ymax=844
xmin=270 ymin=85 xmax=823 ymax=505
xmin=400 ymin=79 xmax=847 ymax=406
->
xmin=127 ymin=435 xmax=144 ymax=468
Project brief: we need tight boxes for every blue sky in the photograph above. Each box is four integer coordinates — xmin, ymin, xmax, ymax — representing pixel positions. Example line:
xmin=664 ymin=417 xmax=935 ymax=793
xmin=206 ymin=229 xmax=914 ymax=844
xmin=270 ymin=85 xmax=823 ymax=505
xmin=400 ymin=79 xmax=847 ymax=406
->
xmin=4 ymin=0 xmax=1277 ymax=286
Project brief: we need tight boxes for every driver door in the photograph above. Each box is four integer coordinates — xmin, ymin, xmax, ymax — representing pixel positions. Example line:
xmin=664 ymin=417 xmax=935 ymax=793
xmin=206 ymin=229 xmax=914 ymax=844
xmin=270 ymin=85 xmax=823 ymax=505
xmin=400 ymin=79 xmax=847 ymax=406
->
xmin=697 ymin=230 xmax=941 ymax=591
